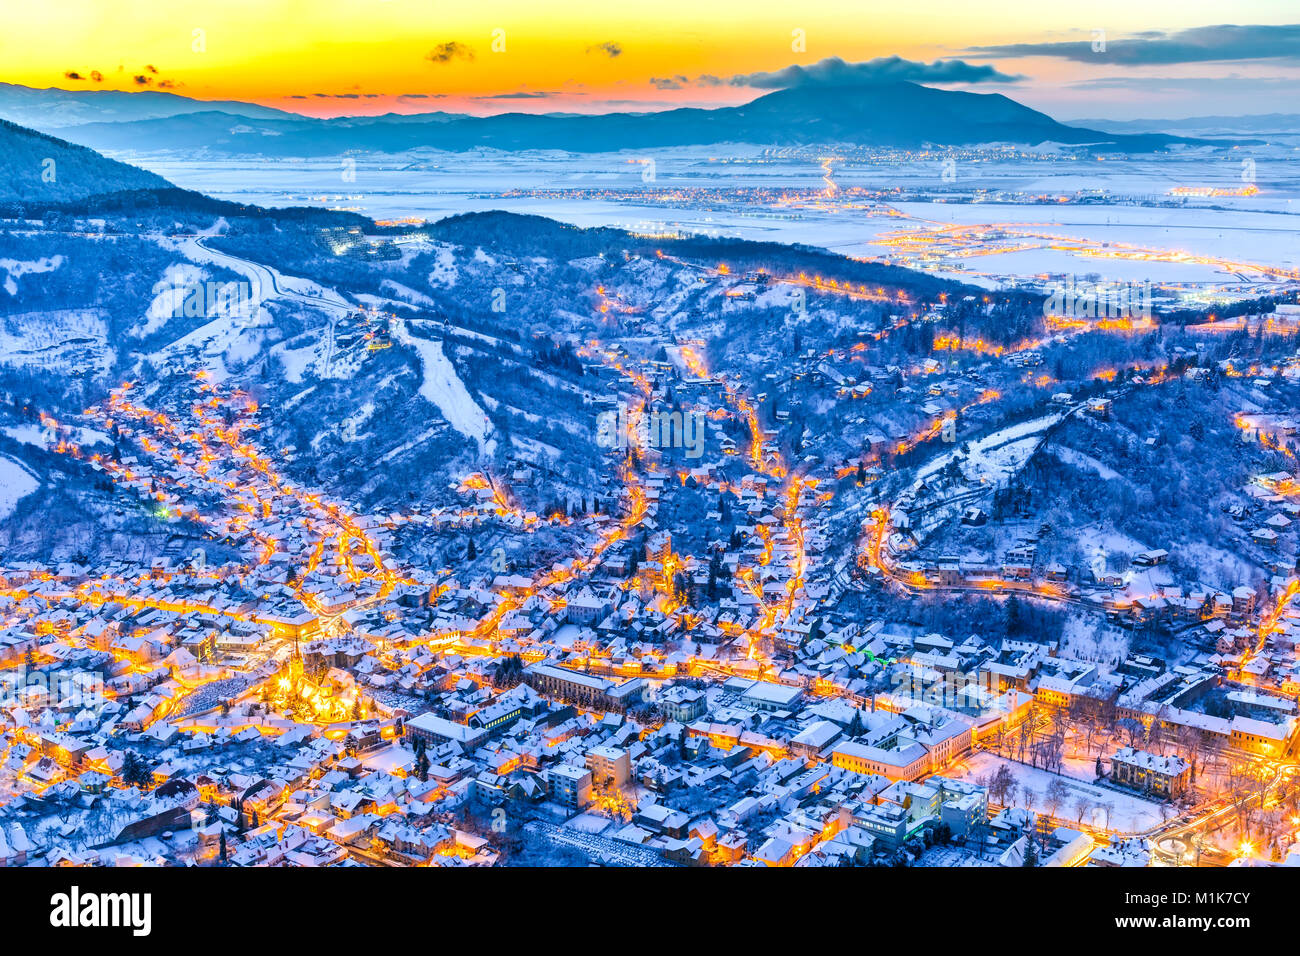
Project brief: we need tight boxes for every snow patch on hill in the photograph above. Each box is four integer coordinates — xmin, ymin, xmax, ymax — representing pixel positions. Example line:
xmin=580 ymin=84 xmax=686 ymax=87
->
xmin=0 ymin=454 xmax=38 ymax=519
xmin=393 ymin=319 xmax=493 ymax=455
xmin=136 ymin=262 xmax=208 ymax=338
xmin=427 ymin=244 xmax=458 ymax=287
xmin=1048 ymin=444 xmax=1122 ymax=481
xmin=0 ymin=255 xmax=63 ymax=296
xmin=147 ymin=303 xmax=262 ymax=373
xmin=379 ymin=279 xmax=437 ymax=308
xmin=919 ymin=414 xmax=1063 ymax=485
xmin=0 ymin=310 xmax=112 ymax=376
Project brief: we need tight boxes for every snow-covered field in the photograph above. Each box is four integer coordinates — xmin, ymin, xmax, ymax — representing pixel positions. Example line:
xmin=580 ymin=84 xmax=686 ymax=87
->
xmin=0 ymin=454 xmax=38 ymax=519
xmin=950 ymin=751 xmax=1168 ymax=834
xmin=124 ymin=148 xmax=1300 ymax=291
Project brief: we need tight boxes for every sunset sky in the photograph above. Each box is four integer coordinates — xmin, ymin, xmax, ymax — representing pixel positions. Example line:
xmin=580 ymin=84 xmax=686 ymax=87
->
xmin=2 ymin=0 xmax=1299 ymax=119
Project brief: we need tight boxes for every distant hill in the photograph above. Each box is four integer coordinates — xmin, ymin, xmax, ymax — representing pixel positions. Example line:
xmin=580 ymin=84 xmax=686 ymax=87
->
xmin=48 ymin=82 xmax=1200 ymax=157
xmin=1070 ymin=113 xmax=1300 ymax=137
xmin=0 ymin=118 xmax=172 ymax=203
xmin=0 ymin=82 xmax=297 ymax=129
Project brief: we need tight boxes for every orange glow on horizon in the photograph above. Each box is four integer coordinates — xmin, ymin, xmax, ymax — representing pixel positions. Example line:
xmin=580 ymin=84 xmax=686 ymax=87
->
xmin=0 ymin=2 xmax=1271 ymax=117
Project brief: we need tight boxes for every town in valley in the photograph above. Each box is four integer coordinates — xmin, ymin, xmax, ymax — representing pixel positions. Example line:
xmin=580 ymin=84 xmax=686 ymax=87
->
xmin=1 ymin=3 xmax=1300 ymax=872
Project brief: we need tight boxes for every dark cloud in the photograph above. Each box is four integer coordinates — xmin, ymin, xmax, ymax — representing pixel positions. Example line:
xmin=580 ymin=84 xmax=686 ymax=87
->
xmin=64 ymin=69 xmax=110 ymax=83
xmin=144 ymin=64 xmax=159 ymax=74
xmin=583 ymin=98 xmax=703 ymax=109
xmin=474 ymin=91 xmax=559 ymax=99
xmin=396 ymin=93 xmax=449 ymax=104
xmin=132 ymin=74 xmax=151 ymax=86
xmin=728 ymin=55 xmax=1022 ymax=89
xmin=649 ymin=75 xmax=689 ymax=90
xmin=586 ymin=41 xmax=622 ymax=58
xmin=966 ymin=24 xmax=1300 ymax=65
xmin=425 ymin=42 xmax=475 ymax=64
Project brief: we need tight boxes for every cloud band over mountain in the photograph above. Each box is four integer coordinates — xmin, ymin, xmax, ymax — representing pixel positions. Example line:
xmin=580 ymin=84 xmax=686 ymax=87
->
xmin=967 ymin=23 xmax=1300 ymax=65
xmin=652 ymin=56 xmax=1022 ymax=92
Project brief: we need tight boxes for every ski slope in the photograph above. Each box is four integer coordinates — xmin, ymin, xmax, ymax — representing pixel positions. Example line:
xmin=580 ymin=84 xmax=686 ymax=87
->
xmin=393 ymin=319 xmax=494 ymax=456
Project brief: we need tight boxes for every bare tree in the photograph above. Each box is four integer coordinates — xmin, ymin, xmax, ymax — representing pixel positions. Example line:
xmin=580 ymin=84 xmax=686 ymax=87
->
xmin=988 ymin=765 xmax=1016 ymax=806
xmin=1015 ymin=782 xmax=1032 ymax=809
xmin=1018 ymin=705 xmax=1043 ymax=764
xmin=1042 ymin=722 xmax=1067 ymax=774
xmin=1073 ymin=794 xmax=1092 ymax=825
xmin=1044 ymin=778 xmax=1069 ymax=822
xmin=1174 ymin=724 xmax=1203 ymax=786
xmin=1149 ymin=704 xmax=1171 ymax=754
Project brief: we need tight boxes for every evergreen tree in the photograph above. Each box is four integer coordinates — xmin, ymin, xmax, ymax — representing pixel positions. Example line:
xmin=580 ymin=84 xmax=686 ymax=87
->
xmin=706 ymin=551 xmax=722 ymax=600
xmin=1004 ymin=595 xmax=1024 ymax=636
xmin=415 ymin=737 xmax=431 ymax=782
xmin=122 ymin=750 xmax=153 ymax=788
xmin=1022 ymin=837 xmax=1038 ymax=867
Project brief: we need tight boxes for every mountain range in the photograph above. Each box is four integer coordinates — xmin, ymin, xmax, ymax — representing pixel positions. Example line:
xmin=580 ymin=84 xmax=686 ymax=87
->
xmin=0 ymin=81 xmax=296 ymax=128
xmin=0 ymin=81 xmax=1207 ymax=157
xmin=1072 ymin=113 xmax=1300 ymax=136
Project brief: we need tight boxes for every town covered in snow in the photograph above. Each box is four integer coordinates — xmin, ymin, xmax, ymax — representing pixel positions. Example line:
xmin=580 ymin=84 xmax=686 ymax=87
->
xmin=2 ymin=9 xmax=1300 ymax=891
xmin=3 ymin=261 xmax=1300 ymax=870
